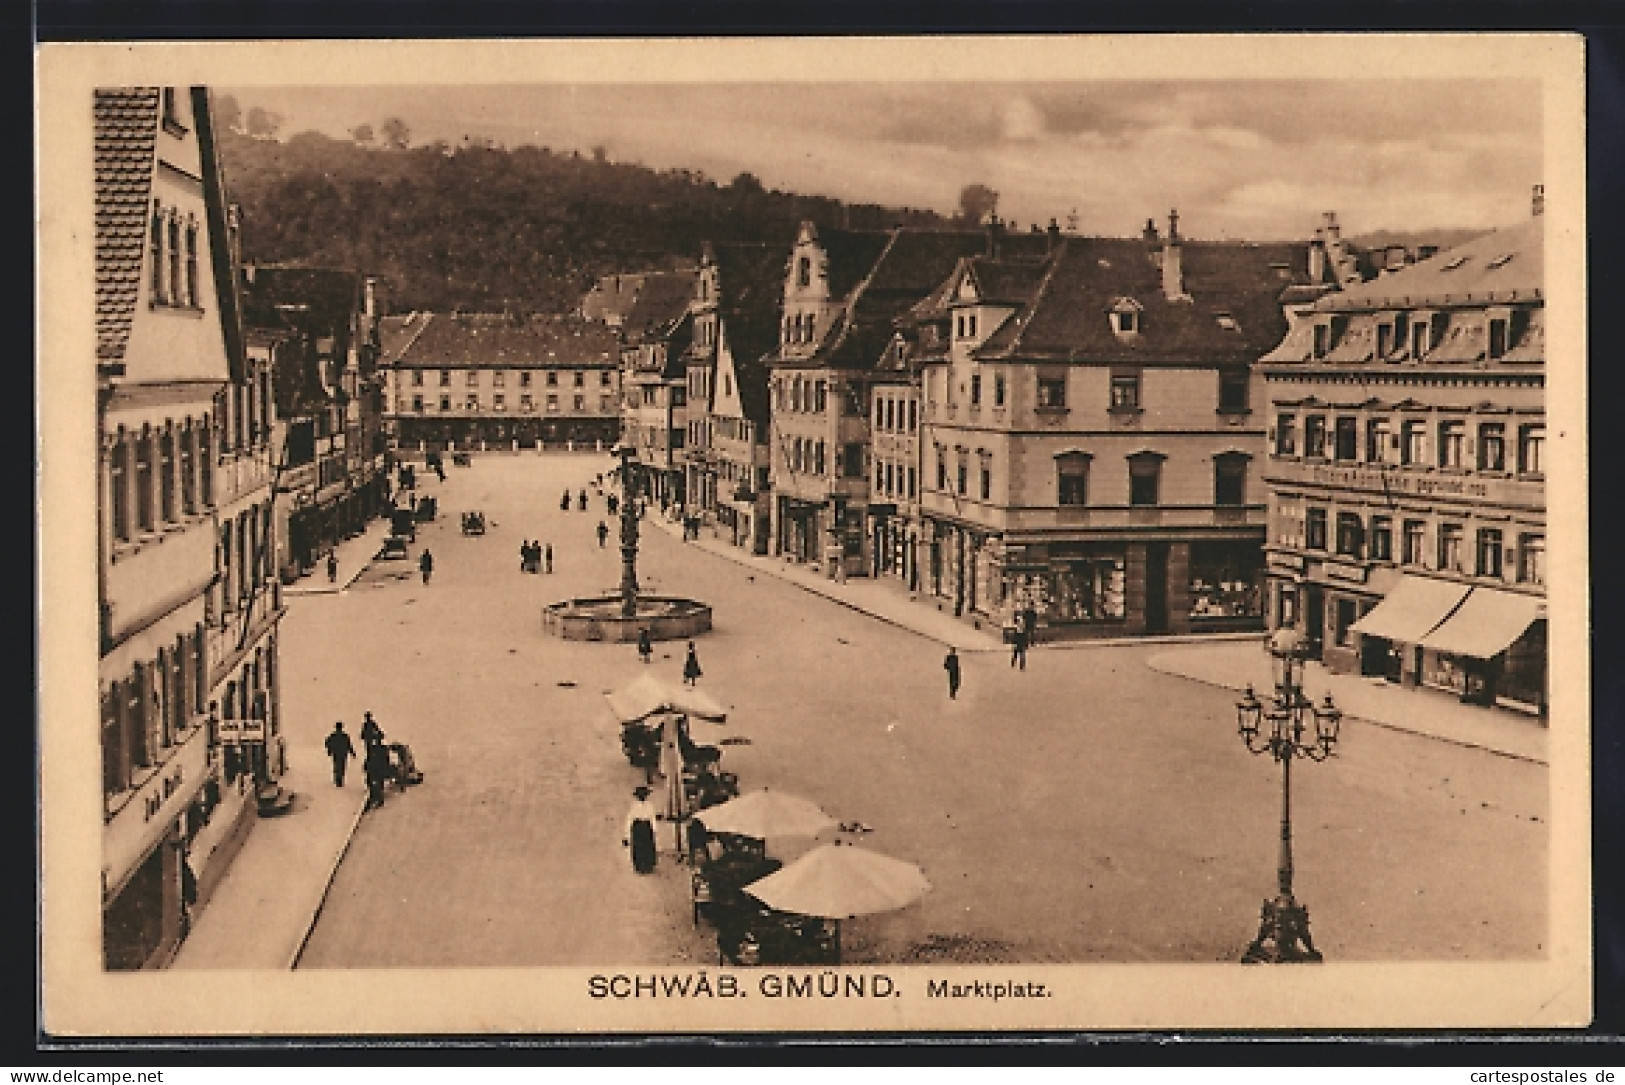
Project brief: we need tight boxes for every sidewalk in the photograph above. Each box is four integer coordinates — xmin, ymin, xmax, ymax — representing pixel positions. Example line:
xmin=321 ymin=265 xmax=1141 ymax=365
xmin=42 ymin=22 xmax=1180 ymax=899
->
xmin=1146 ymin=640 xmax=1548 ymax=765
xmin=645 ymin=514 xmax=1004 ymax=649
xmin=283 ymin=517 xmax=393 ymax=597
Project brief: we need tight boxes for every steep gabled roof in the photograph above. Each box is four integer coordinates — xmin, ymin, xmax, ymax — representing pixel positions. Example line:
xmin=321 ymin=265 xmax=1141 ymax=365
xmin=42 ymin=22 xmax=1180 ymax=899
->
xmin=809 ymin=228 xmax=894 ymax=300
xmin=387 ymin=313 xmax=619 ymax=368
xmin=965 ymin=258 xmax=1050 ymax=306
xmin=713 ymin=242 xmax=786 ymax=372
xmin=622 ymin=269 xmax=700 ymax=345
xmin=94 ymin=88 xmax=161 ymax=365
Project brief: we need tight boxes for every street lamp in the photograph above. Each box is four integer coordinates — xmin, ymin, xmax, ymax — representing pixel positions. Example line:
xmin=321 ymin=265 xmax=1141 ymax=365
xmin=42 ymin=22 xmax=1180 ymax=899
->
xmin=1234 ymin=627 xmax=1342 ymax=963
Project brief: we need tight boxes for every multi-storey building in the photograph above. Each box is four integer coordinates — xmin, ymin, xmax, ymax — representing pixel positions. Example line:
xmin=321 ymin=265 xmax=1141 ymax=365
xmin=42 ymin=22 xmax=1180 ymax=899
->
xmin=915 ymin=212 xmax=1323 ymax=640
xmin=1259 ymin=208 xmax=1546 ymax=713
xmin=239 ymin=267 xmax=388 ymax=578
xmin=378 ymin=311 xmax=621 ymax=453
xmin=682 ymin=242 xmax=783 ymax=552
xmin=764 ymin=223 xmax=1035 ymax=575
xmin=96 ymin=87 xmax=263 ymax=969
xmin=618 ymin=271 xmax=700 ymax=504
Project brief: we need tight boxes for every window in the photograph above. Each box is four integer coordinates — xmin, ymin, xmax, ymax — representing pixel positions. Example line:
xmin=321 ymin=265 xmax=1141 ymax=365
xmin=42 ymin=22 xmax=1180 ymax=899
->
xmin=1110 ymin=372 xmax=1141 ymax=412
xmin=875 ymin=399 xmax=885 ymax=429
xmin=1037 ymin=375 xmax=1067 ymax=409
xmin=1305 ymin=508 xmax=1328 ymax=550
xmin=1437 ymin=420 xmax=1465 ymax=468
xmin=1214 ymin=453 xmax=1247 ymax=506
xmin=1312 ymin=323 xmax=1330 ymax=359
xmin=466 ymin=394 xmax=479 ymax=411
xmin=956 ymin=460 xmax=968 ymax=496
xmin=1305 ymin=415 xmax=1327 ymax=459
xmin=1400 ymin=420 xmax=1426 ymax=466
xmin=1333 ymin=598 xmax=1359 ymax=648
xmin=134 ymin=432 xmax=154 ymax=533
xmin=412 ymin=370 xmax=424 ymax=386
xmin=440 ymin=370 xmax=452 ymax=387
xmin=574 ymin=395 xmax=585 ymax=411
xmin=1057 ymin=454 xmax=1090 ymax=506
xmin=814 ymin=441 xmax=826 ymax=476
xmin=158 ymin=428 xmax=176 ymax=522
xmin=519 ymin=371 xmax=531 ymax=387
xmin=574 ymin=372 xmax=585 ymax=387
xmin=1518 ymin=534 xmax=1545 ymax=585
xmin=440 ymin=395 xmax=451 ymax=411
xmin=1476 ymin=528 xmax=1503 ymax=578
xmin=1275 ymin=414 xmax=1298 ymax=456
xmin=601 ymin=395 xmax=613 ymax=412
xmin=466 ymin=370 xmax=479 ymax=387
xmin=908 ymin=400 xmax=917 ymax=432
xmin=1438 ymin=523 xmax=1463 ymax=572
xmin=184 ymin=225 xmax=198 ymax=307
xmin=1478 ymin=423 xmax=1506 ymax=471
xmin=1334 ymin=416 xmax=1358 ymax=461
xmin=1518 ymin=425 xmax=1544 ymax=475
xmin=546 ymin=371 xmax=559 ymax=387
xmin=968 ymin=313 xmax=978 ymax=338
xmin=168 ymin=219 xmax=181 ymax=304
xmin=1336 ymin=512 xmax=1363 ymax=557
xmin=1218 ymin=369 xmax=1249 ymax=412
xmin=412 ymin=395 xmax=424 ymax=412
xmin=493 ymin=371 xmax=505 ymax=386
xmin=936 ymin=449 xmax=947 ymax=491
xmin=1115 ymin=310 xmax=1137 ymax=334
xmin=994 ymin=374 xmax=1006 ymax=407
xmin=150 ymin=207 xmax=166 ymax=301
xmin=1128 ymin=454 xmax=1162 ymax=506
xmin=493 ymin=394 xmax=505 ymax=410
xmin=1370 ymin=516 xmax=1393 ymax=561
xmin=546 ymin=395 xmax=558 ymax=412
xmin=1376 ymin=322 xmax=1392 ymax=359
xmin=970 ymin=374 xmax=982 ymax=406
xmin=1488 ymin=316 xmax=1509 ymax=360
xmin=1366 ymin=418 xmax=1391 ymax=463
xmin=907 ymin=466 xmax=917 ymax=499
xmin=1402 ymin=519 xmax=1425 ymax=566
xmin=844 ymin=443 xmax=865 ymax=479
xmin=179 ymin=426 xmax=195 ymax=515
xmin=797 ymin=256 xmax=811 ymax=288
xmin=814 ymin=381 xmax=827 ymax=413
xmin=110 ymin=437 xmax=130 ymax=541
xmin=979 ymin=460 xmax=991 ymax=501
xmin=1411 ymin=318 xmax=1430 ymax=360
xmin=601 ymin=372 xmax=613 ymax=387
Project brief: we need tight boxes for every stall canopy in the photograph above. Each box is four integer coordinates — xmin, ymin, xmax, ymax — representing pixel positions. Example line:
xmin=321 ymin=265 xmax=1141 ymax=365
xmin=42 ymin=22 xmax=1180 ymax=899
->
xmin=1418 ymin=588 xmax=1545 ymax=660
xmin=605 ymin=673 xmax=727 ymax=723
xmin=1348 ymin=575 xmax=1471 ymax=644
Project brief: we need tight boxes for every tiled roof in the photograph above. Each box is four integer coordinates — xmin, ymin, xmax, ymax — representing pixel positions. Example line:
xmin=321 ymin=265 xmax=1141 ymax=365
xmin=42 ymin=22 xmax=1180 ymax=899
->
xmin=622 ymin=270 xmax=699 ymax=344
xmin=94 ymin=88 xmax=161 ymax=365
xmin=810 ymin=227 xmax=894 ymax=300
xmin=965 ymin=257 xmax=1050 ymax=305
xmin=974 ymin=236 xmax=1314 ymax=365
xmin=377 ymin=314 xmax=428 ymax=365
xmin=386 ymin=312 xmax=620 ymax=368
xmin=1321 ymin=217 xmax=1543 ymax=311
xmin=582 ymin=273 xmax=648 ymax=324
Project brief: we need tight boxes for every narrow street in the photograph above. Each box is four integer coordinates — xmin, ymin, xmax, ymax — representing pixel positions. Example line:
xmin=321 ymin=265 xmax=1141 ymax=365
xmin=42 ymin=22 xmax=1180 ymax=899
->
xmin=290 ymin=454 xmax=1547 ymax=967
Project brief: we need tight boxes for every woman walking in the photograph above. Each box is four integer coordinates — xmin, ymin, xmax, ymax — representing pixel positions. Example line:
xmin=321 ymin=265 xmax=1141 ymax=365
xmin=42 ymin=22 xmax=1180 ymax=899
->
xmin=682 ymin=641 xmax=703 ymax=687
xmin=623 ymin=786 xmax=659 ymax=874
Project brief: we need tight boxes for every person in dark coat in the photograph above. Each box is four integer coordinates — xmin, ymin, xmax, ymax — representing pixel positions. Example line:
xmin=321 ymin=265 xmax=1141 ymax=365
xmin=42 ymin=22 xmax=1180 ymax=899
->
xmin=419 ymin=549 xmax=434 ymax=584
xmin=944 ymin=647 xmax=962 ymax=700
xmin=363 ymin=740 xmax=392 ymax=810
xmin=597 ymin=520 xmax=609 ymax=548
xmin=561 ymin=490 xmax=572 ymax=512
xmin=607 ymin=493 xmax=619 ymax=516
xmin=624 ymin=786 xmax=659 ymax=874
xmin=1010 ymin=626 xmax=1028 ymax=671
xmin=520 ymin=540 xmax=531 ymax=572
xmin=327 ymin=551 xmax=339 ymax=584
xmin=360 ymin=712 xmax=384 ymax=747
xmin=324 ymin=722 xmax=357 ymax=786
xmin=637 ymin=627 xmax=653 ymax=665
xmin=682 ymin=641 xmax=703 ymax=687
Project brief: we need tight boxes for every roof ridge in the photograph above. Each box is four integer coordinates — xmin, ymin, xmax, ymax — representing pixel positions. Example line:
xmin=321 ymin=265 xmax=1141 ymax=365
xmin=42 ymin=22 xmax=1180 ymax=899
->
xmin=820 ymin=228 xmax=901 ymax=362
xmin=396 ymin=312 xmax=435 ymax=362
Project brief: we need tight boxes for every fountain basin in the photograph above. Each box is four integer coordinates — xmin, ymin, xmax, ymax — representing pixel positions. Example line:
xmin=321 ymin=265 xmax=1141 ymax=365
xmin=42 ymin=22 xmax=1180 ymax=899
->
xmin=542 ymin=595 xmax=713 ymax=642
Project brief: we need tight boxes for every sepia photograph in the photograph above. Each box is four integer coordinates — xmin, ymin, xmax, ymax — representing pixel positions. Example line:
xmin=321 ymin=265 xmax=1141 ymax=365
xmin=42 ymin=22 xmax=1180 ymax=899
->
xmin=36 ymin=34 xmax=1589 ymax=1036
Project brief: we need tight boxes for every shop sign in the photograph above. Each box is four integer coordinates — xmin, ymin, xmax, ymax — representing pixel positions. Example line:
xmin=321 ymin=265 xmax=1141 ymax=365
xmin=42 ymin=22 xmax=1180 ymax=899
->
xmin=1322 ymin=561 xmax=1369 ymax=584
xmin=1267 ymin=552 xmax=1306 ymax=574
xmin=104 ymin=729 xmax=209 ymax=898
xmin=1291 ymin=462 xmax=1541 ymax=508
xmin=220 ymin=716 xmax=266 ymax=743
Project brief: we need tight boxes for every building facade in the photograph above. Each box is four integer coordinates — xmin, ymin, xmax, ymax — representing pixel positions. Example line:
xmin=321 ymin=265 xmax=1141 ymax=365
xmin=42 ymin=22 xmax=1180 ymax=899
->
xmin=1259 ymin=211 xmax=1546 ymax=713
xmin=617 ymin=271 xmax=699 ymax=504
xmin=96 ymin=87 xmax=268 ymax=969
xmin=380 ymin=312 xmax=622 ymax=452
xmin=915 ymin=213 xmax=1325 ymax=640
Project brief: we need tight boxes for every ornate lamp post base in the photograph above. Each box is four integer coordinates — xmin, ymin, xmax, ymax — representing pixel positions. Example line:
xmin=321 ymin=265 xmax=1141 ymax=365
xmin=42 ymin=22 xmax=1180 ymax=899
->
xmin=1241 ymin=893 xmax=1322 ymax=964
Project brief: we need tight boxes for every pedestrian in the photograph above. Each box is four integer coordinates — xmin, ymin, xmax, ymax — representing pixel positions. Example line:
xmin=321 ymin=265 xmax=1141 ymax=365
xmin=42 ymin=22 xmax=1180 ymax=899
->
xmin=419 ymin=548 xmax=434 ymax=585
xmin=327 ymin=551 xmax=338 ymax=584
xmin=1010 ymin=626 xmax=1027 ymax=671
xmin=637 ymin=627 xmax=653 ymax=665
xmin=360 ymin=711 xmax=384 ymax=747
xmin=597 ymin=520 xmax=609 ymax=548
xmin=520 ymin=540 xmax=530 ymax=573
xmin=607 ymin=493 xmax=619 ymax=516
xmin=578 ymin=489 xmax=588 ymax=511
xmin=682 ymin=641 xmax=703 ymax=687
xmin=544 ymin=542 xmax=553 ymax=574
xmin=623 ymin=785 xmax=659 ymax=874
xmin=324 ymin=722 xmax=357 ymax=786
xmin=560 ymin=490 xmax=571 ymax=512
xmin=944 ymin=646 xmax=961 ymax=700
xmin=363 ymin=739 xmax=392 ymax=811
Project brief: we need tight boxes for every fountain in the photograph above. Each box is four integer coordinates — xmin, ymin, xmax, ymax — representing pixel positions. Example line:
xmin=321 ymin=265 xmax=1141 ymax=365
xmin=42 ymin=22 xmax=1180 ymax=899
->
xmin=541 ymin=443 xmax=713 ymax=642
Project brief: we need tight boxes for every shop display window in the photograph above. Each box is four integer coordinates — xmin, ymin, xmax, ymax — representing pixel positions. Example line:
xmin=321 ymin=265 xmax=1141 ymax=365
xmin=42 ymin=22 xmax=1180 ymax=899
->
xmin=1023 ymin=553 xmax=1127 ymax=623
xmin=1189 ymin=541 xmax=1263 ymax=619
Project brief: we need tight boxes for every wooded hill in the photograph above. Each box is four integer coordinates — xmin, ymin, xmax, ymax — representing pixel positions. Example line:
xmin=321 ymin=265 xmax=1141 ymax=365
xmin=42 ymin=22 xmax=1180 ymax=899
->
xmin=217 ymin=128 xmax=954 ymax=315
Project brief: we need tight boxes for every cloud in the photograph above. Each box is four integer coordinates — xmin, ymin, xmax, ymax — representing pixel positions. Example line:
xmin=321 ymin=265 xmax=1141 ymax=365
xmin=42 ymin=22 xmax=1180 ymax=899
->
xmin=999 ymin=97 xmax=1047 ymax=142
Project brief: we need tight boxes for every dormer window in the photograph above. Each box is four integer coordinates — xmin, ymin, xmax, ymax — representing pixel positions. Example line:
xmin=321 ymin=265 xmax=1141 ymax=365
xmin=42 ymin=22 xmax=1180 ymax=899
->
xmin=797 ymin=256 xmax=811 ymax=288
xmin=1109 ymin=297 xmax=1143 ymax=338
xmin=1312 ymin=321 xmax=1330 ymax=359
xmin=1486 ymin=307 xmax=1513 ymax=360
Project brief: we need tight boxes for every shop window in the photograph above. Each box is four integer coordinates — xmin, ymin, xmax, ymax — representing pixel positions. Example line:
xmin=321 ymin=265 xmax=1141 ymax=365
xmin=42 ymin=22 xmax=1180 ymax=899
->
xmin=1438 ymin=523 xmax=1464 ymax=573
xmin=1400 ymin=420 xmax=1426 ymax=466
xmin=1036 ymin=551 xmax=1127 ymax=622
xmin=1336 ymin=512 xmax=1364 ymax=557
xmin=1218 ymin=369 xmax=1249 ymax=412
xmin=1478 ymin=423 xmax=1506 ymax=471
xmin=1037 ymin=375 xmax=1067 ymax=409
xmin=1369 ymin=516 xmax=1393 ymax=561
xmin=1056 ymin=454 xmax=1090 ymax=506
xmin=1518 ymin=425 xmax=1544 ymax=475
xmin=1476 ymin=528 xmax=1503 ymax=578
xmin=1437 ymin=420 xmax=1466 ymax=468
xmin=1110 ymin=372 xmax=1141 ymax=413
xmin=1128 ymin=454 xmax=1162 ymax=506
xmin=1214 ymin=453 xmax=1247 ymax=506
xmin=1333 ymin=598 xmax=1358 ymax=647
xmin=1517 ymin=534 xmax=1545 ymax=585
xmin=1305 ymin=508 xmax=1328 ymax=551
xmin=1334 ymin=416 xmax=1358 ymax=461
xmin=1366 ymin=418 xmax=1392 ymax=463
xmin=1305 ymin=414 xmax=1327 ymax=459
xmin=1275 ymin=414 xmax=1297 ymax=456
xmin=1188 ymin=541 xmax=1263 ymax=619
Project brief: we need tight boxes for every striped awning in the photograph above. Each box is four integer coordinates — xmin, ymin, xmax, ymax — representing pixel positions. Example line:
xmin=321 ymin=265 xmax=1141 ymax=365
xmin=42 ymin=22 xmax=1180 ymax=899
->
xmin=1418 ymin=588 xmax=1545 ymax=660
xmin=1349 ymin=575 xmax=1470 ymax=644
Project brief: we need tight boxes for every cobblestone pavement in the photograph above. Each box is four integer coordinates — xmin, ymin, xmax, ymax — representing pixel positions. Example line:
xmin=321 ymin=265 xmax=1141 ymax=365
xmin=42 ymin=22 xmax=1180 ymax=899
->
xmin=290 ymin=453 xmax=1547 ymax=966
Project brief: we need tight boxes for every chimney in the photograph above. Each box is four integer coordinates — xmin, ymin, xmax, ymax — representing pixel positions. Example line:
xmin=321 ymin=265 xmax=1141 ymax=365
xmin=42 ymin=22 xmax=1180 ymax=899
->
xmin=986 ymin=214 xmax=1004 ymax=257
xmin=1142 ymin=218 xmax=1160 ymax=246
xmin=1532 ymin=183 xmax=1545 ymax=217
xmin=1161 ymin=208 xmax=1188 ymax=301
xmin=1321 ymin=210 xmax=1341 ymax=244
xmin=1046 ymin=218 xmax=1062 ymax=253
xmin=1307 ymin=239 xmax=1325 ymax=283
xmin=364 ymin=276 xmax=379 ymax=320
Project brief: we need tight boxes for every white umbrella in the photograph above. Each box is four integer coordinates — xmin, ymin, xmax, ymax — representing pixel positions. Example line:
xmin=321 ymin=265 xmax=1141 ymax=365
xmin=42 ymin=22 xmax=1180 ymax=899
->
xmin=692 ymin=789 xmax=835 ymax=840
xmin=604 ymin=673 xmax=727 ymax=724
xmin=744 ymin=842 xmax=931 ymax=919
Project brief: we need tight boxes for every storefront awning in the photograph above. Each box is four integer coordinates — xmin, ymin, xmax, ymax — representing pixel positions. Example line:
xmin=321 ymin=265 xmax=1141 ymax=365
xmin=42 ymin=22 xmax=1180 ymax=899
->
xmin=1349 ymin=574 xmax=1470 ymax=644
xmin=1418 ymin=587 xmax=1545 ymax=660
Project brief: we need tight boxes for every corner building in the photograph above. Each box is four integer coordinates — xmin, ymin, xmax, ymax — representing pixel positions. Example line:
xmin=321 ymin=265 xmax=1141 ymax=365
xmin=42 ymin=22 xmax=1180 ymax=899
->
xmin=1258 ymin=212 xmax=1546 ymax=713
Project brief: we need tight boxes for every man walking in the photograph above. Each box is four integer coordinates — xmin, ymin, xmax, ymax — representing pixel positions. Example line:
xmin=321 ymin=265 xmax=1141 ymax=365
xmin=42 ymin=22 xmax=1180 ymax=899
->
xmin=363 ymin=739 xmax=392 ymax=811
xmin=1010 ymin=626 xmax=1027 ymax=671
xmin=637 ymin=627 xmax=653 ymax=665
xmin=545 ymin=542 xmax=553 ymax=574
xmin=597 ymin=520 xmax=609 ymax=548
xmin=419 ymin=548 xmax=434 ymax=585
xmin=327 ymin=551 xmax=339 ymax=584
xmin=944 ymin=647 xmax=962 ymax=700
xmin=324 ymin=722 xmax=356 ymax=786
xmin=360 ymin=711 xmax=384 ymax=747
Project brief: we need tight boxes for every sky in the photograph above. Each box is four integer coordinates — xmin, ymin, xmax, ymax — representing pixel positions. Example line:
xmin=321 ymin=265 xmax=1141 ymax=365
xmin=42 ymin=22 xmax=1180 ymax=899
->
xmin=222 ymin=80 xmax=1543 ymax=241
